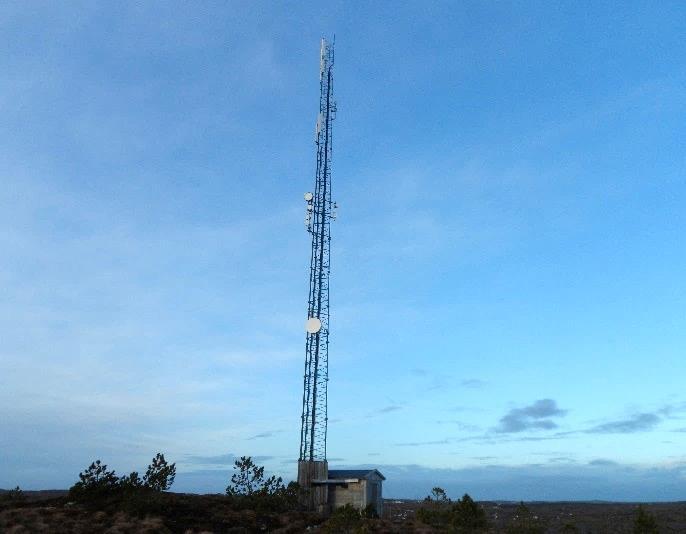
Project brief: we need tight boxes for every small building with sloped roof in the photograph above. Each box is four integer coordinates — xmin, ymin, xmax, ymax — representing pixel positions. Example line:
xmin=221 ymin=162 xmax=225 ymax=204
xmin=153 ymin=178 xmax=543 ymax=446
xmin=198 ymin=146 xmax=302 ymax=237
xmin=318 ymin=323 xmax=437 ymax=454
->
xmin=318 ymin=469 xmax=386 ymax=517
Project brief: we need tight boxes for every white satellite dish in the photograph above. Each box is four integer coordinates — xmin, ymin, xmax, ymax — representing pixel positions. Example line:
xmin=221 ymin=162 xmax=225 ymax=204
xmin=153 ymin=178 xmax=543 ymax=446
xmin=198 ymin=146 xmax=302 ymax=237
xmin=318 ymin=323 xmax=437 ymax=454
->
xmin=306 ymin=317 xmax=322 ymax=334
xmin=304 ymin=192 xmax=313 ymax=201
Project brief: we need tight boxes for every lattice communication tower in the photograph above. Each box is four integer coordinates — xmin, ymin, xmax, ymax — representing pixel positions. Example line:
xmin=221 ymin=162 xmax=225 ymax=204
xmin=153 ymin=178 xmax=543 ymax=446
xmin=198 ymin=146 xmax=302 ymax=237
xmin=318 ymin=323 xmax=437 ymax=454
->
xmin=300 ymin=37 xmax=337 ymax=462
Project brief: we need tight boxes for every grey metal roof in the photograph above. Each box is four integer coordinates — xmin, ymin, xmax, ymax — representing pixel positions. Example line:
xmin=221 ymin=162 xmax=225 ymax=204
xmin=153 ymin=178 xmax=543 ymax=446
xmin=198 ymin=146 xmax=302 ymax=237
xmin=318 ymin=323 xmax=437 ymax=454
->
xmin=328 ymin=469 xmax=386 ymax=481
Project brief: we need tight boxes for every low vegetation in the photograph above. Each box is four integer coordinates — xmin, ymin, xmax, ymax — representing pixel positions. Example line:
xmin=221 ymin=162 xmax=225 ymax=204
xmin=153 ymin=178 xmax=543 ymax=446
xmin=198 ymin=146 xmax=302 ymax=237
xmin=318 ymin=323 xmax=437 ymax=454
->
xmin=633 ymin=505 xmax=660 ymax=534
xmin=225 ymin=455 xmax=300 ymax=512
xmin=0 ymin=461 xmax=680 ymax=532
xmin=1 ymin=454 xmax=324 ymax=533
xmin=68 ymin=453 xmax=175 ymax=500
xmin=0 ymin=486 xmax=25 ymax=505
xmin=504 ymin=502 xmax=546 ymax=533
xmin=67 ymin=453 xmax=177 ymax=513
xmin=416 ymin=488 xmax=490 ymax=532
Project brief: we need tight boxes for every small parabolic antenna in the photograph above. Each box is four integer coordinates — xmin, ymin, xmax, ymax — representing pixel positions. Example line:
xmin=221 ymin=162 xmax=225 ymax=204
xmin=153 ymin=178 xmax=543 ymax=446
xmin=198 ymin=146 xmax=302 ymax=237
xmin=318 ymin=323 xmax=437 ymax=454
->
xmin=304 ymin=192 xmax=313 ymax=201
xmin=306 ymin=317 xmax=322 ymax=334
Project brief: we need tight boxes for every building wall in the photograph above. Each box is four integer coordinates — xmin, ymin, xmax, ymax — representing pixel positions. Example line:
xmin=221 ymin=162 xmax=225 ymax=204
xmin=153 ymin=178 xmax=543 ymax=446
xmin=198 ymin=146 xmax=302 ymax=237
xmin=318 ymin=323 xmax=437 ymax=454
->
xmin=367 ymin=479 xmax=383 ymax=517
xmin=328 ymin=480 xmax=367 ymax=510
xmin=329 ymin=476 xmax=384 ymax=517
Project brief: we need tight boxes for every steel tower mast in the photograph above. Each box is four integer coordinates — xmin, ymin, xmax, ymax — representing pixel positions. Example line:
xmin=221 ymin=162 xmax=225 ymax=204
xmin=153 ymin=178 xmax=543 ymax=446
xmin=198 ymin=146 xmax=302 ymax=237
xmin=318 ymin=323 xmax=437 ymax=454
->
xmin=300 ymin=37 xmax=336 ymax=463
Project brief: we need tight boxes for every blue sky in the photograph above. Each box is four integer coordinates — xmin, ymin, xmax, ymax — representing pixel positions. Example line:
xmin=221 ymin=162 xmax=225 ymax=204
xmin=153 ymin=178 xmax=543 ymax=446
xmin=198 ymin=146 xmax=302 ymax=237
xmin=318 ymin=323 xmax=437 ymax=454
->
xmin=1 ymin=1 xmax=686 ymax=500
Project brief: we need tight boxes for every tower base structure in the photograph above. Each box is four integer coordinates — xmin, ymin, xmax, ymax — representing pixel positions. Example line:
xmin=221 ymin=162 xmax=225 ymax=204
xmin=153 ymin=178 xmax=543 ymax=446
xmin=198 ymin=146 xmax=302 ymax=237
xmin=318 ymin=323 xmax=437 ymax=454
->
xmin=297 ymin=460 xmax=329 ymax=513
